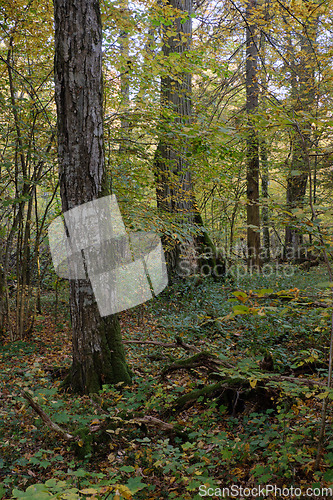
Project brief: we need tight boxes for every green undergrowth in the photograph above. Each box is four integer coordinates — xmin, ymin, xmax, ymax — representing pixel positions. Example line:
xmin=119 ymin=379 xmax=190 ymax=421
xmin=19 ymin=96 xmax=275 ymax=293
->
xmin=0 ymin=266 xmax=333 ymax=499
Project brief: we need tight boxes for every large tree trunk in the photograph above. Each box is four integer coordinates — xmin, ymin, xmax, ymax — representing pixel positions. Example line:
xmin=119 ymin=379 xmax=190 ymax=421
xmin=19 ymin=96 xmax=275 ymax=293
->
xmin=154 ymin=0 xmax=194 ymax=278
xmin=261 ymin=138 xmax=270 ymax=262
xmin=54 ymin=0 xmax=131 ymax=394
xmin=155 ymin=0 xmax=222 ymax=280
xmin=259 ymin=20 xmax=270 ymax=263
xmin=284 ymin=10 xmax=317 ymax=261
xmin=118 ymin=0 xmax=130 ymax=155
xmin=284 ymin=142 xmax=308 ymax=261
xmin=245 ymin=0 xmax=261 ymax=271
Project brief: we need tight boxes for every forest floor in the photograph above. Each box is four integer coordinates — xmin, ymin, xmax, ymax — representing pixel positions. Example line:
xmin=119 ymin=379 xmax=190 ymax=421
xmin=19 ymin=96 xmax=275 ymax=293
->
xmin=1 ymin=265 xmax=333 ymax=499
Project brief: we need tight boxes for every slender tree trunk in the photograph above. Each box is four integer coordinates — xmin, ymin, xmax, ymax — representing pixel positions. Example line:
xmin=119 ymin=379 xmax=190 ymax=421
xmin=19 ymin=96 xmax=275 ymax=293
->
xmin=245 ymin=0 xmax=260 ymax=270
xmin=54 ymin=0 xmax=131 ymax=394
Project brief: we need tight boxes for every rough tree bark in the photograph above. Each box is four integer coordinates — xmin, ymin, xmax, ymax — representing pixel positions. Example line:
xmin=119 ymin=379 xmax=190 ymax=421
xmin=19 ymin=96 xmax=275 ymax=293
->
xmin=154 ymin=0 xmax=193 ymax=277
xmin=245 ymin=0 xmax=261 ymax=270
xmin=118 ymin=0 xmax=130 ymax=155
xmin=54 ymin=0 xmax=131 ymax=393
xmin=261 ymin=138 xmax=270 ymax=262
xmin=284 ymin=7 xmax=317 ymax=261
xmin=259 ymin=19 xmax=270 ymax=263
xmin=155 ymin=0 xmax=222 ymax=280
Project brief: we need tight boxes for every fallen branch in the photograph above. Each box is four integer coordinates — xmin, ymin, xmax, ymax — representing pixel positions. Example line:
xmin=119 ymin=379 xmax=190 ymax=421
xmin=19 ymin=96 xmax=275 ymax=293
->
xmin=161 ymin=351 xmax=328 ymax=417
xmin=124 ymin=336 xmax=199 ymax=353
xmin=19 ymin=388 xmax=77 ymax=442
xmin=19 ymin=389 xmax=188 ymax=449
xmin=162 ymin=350 xmax=327 ymax=388
xmin=252 ymin=292 xmax=332 ymax=308
xmin=267 ymin=374 xmax=326 ymax=388
xmin=129 ymin=415 xmax=175 ymax=432
xmin=90 ymin=413 xmax=187 ymax=439
xmin=165 ymin=379 xmax=256 ymax=416
xmin=162 ymin=352 xmax=233 ymax=376
xmin=289 ymin=301 xmax=332 ymax=308
xmin=166 ymin=373 xmax=327 ymax=416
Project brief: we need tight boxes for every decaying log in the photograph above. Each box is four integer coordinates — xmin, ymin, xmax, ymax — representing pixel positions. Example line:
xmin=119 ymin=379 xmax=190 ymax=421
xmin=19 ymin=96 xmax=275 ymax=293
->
xmin=161 ymin=351 xmax=328 ymax=416
xmin=165 ymin=379 xmax=264 ymax=416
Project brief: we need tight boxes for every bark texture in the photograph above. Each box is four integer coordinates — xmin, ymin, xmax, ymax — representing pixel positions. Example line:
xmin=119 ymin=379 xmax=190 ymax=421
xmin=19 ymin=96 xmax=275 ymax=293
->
xmin=54 ymin=0 xmax=131 ymax=393
xmin=246 ymin=0 xmax=261 ymax=270
xmin=284 ymin=10 xmax=317 ymax=261
xmin=259 ymin=24 xmax=270 ymax=262
xmin=154 ymin=0 xmax=194 ymax=276
xmin=261 ymin=138 xmax=270 ymax=262
xmin=154 ymin=0 xmax=222 ymax=280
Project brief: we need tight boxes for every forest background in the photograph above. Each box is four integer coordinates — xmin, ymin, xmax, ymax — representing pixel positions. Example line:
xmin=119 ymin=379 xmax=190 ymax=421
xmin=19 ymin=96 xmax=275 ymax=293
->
xmin=1 ymin=0 xmax=333 ymax=498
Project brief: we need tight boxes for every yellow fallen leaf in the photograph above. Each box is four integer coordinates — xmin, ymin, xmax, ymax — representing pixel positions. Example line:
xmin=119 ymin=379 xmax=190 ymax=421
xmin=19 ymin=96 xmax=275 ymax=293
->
xmin=114 ymin=484 xmax=133 ymax=499
xmin=80 ymin=488 xmax=98 ymax=495
xmin=249 ymin=378 xmax=257 ymax=388
xmin=318 ymin=391 xmax=329 ymax=399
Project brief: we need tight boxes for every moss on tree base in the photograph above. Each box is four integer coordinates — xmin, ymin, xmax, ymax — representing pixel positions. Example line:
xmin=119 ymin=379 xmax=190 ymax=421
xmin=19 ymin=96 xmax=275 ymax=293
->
xmin=62 ymin=314 xmax=131 ymax=394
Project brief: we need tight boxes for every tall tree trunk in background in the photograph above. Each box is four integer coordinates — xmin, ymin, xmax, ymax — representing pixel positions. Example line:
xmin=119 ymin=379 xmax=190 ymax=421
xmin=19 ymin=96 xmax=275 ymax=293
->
xmin=284 ymin=8 xmax=317 ymax=262
xmin=155 ymin=0 xmax=222 ymax=279
xmin=0 ymin=266 xmax=4 ymax=335
xmin=245 ymin=0 xmax=260 ymax=270
xmin=261 ymin=138 xmax=270 ymax=262
xmin=154 ymin=0 xmax=194 ymax=277
xmin=119 ymin=0 xmax=130 ymax=156
xmin=260 ymin=22 xmax=270 ymax=263
xmin=54 ymin=0 xmax=131 ymax=394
